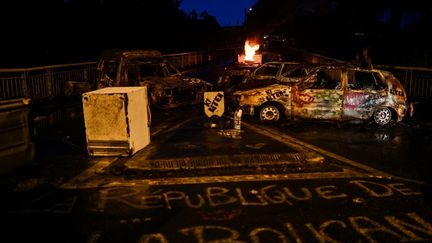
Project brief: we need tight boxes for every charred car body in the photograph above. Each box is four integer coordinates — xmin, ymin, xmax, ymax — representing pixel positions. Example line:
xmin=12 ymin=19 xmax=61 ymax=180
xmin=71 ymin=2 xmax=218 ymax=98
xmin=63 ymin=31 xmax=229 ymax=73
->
xmin=244 ymin=61 xmax=314 ymax=83
xmin=96 ymin=50 xmax=212 ymax=109
xmin=219 ymin=61 xmax=313 ymax=96
xmin=220 ymin=59 xmax=309 ymax=85
xmin=217 ymin=64 xmax=257 ymax=91
xmin=233 ymin=65 xmax=408 ymax=126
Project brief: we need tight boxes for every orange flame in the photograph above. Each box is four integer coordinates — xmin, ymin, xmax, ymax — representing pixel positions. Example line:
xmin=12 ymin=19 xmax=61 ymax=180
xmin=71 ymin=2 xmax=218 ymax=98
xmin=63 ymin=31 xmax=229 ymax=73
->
xmin=244 ymin=40 xmax=260 ymax=62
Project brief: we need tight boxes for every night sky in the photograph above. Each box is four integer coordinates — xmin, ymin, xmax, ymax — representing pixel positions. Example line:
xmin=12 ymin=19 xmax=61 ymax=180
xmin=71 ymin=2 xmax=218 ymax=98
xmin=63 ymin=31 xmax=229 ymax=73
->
xmin=180 ymin=0 xmax=257 ymax=26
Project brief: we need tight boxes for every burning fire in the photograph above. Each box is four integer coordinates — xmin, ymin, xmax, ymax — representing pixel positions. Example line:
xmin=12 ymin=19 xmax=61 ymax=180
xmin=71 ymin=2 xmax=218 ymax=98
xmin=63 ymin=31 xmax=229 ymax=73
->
xmin=244 ymin=40 xmax=260 ymax=62
xmin=238 ymin=39 xmax=262 ymax=65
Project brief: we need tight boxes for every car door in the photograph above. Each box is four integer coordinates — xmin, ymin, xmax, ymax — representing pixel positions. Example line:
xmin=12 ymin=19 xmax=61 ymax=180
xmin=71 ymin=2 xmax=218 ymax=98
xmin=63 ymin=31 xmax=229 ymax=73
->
xmin=343 ymin=70 xmax=387 ymax=120
xmin=292 ymin=69 xmax=344 ymax=120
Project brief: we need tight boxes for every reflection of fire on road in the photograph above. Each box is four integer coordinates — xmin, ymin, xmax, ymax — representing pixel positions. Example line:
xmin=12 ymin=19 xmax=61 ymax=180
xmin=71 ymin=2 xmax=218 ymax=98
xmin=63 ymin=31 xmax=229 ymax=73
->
xmin=238 ymin=40 xmax=262 ymax=66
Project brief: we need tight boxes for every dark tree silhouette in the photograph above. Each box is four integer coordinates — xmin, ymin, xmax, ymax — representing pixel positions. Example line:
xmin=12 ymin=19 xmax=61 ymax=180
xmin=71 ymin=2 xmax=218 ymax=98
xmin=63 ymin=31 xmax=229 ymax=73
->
xmin=244 ymin=0 xmax=432 ymax=66
xmin=0 ymin=0 xmax=229 ymax=67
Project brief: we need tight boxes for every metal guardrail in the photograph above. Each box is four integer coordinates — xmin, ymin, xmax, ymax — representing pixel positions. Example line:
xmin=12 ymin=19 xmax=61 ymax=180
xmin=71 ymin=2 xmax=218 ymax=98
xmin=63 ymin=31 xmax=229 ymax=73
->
xmin=374 ymin=65 xmax=432 ymax=102
xmin=1 ymin=47 xmax=430 ymax=102
xmin=0 ymin=49 xmax=236 ymax=102
xmin=0 ymin=62 xmax=97 ymax=102
xmin=165 ymin=51 xmax=209 ymax=70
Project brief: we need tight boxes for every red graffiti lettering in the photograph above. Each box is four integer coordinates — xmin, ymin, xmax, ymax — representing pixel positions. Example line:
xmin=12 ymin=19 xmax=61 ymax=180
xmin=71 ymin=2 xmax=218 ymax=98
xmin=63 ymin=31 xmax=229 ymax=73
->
xmin=294 ymin=93 xmax=314 ymax=106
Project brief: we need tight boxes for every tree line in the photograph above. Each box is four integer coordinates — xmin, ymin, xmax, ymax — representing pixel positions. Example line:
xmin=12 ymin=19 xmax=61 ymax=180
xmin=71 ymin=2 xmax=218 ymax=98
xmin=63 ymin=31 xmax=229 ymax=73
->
xmin=244 ymin=0 xmax=432 ymax=66
xmin=0 ymin=0 xmax=232 ymax=67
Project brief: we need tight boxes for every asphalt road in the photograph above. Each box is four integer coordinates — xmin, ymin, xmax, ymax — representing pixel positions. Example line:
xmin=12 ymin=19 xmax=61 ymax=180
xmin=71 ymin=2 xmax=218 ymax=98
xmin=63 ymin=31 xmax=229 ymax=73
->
xmin=1 ymin=101 xmax=432 ymax=242
xmin=270 ymin=118 xmax=432 ymax=184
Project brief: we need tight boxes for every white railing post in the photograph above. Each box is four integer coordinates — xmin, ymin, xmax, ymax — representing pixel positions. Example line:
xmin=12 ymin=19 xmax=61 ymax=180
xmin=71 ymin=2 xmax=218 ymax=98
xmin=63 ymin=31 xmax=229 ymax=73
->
xmin=46 ymin=68 xmax=54 ymax=98
xmin=84 ymin=65 xmax=89 ymax=82
xmin=21 ymin=71 xmax=29 ymax=98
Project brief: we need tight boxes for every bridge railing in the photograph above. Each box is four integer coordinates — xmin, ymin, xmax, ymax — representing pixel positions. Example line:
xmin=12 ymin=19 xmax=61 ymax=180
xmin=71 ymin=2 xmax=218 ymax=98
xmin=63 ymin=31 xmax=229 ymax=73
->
xmin=1 ymin=47 xmax=430 ymax=103
xmin=0 ymin=49 xmax=236 ymax=102
xmin=374 ymin=65 xmax=432 ymax=102
xmin=0 ymin=62 xmax=97 ymax=102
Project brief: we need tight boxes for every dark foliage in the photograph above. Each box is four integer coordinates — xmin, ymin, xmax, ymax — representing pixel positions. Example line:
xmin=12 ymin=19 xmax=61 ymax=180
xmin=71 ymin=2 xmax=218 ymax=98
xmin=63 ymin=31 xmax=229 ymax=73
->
xmin=0 ymin=0 xmax=230 ymax=67
xmin=244 ymin=0 xmax=432 ymax=66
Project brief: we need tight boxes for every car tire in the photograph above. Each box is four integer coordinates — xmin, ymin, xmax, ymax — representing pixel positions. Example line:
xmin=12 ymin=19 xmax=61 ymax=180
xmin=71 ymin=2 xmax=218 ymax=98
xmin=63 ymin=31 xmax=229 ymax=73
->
xmin=373 ymin=107 xmax=393 ymax=126
xmin=259 ymin=104 xmax=282 ymax=122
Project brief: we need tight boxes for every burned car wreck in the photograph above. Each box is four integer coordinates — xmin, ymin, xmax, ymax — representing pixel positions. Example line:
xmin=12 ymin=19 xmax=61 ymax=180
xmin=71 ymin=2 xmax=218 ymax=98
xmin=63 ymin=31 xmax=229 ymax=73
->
xmin=218 ymin=61 xmax=316 ymax=102
xmin=95 ymin=50 xmax=212 ymax=109
xmin=245 ymin=61 xmax=311 ymax=83
xmin=220 ymin=61 xmax=316 ymax=92
xmin=233 ymin=64 xmax=408 ymax=126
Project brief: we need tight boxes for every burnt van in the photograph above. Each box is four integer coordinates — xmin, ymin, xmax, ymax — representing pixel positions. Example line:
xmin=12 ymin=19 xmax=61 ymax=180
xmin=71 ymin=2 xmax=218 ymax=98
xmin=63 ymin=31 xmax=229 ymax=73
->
xmin=233 ymin=65 xmax=408 ymax=126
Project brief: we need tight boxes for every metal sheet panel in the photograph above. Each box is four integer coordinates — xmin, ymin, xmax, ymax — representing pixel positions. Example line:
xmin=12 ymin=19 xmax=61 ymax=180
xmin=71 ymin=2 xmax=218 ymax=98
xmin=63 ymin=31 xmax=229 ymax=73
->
xmin=82 ymin=87 xmax=150 ymax=156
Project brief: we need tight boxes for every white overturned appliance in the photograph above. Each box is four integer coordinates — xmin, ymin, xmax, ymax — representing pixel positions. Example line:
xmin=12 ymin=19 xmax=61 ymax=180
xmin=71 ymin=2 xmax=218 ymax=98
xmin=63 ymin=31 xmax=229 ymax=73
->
xmin=82 ymin=87 xmax=151 ymax=156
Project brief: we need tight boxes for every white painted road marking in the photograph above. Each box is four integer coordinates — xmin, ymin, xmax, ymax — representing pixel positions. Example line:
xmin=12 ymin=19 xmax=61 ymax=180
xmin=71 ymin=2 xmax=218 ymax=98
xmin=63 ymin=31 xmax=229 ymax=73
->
xmin=62 ymin=119 xmax=424 ymax=189
xmin=242 ymin=121 xmax=424 ymax=184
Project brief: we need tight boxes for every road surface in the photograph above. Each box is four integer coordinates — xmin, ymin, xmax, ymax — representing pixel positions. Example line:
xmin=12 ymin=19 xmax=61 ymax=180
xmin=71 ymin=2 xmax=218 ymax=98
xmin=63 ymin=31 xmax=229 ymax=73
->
xmin=1 ymin=102 xmax=432 ymax=242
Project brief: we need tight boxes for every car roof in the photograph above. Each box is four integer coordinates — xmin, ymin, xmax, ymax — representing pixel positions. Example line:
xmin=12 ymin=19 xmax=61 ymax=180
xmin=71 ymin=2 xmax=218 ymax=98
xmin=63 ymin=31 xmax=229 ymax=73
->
xmin=261 ymin=61 xmax=302 ymax=65
xmin=99 ymin=49 xmax=162 ymax=59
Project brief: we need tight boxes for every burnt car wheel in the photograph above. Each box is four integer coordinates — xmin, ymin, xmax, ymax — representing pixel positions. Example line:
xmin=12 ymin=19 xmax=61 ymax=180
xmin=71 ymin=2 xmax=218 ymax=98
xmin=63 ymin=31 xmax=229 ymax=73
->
xmin=374 ymin=107 xmax=393 ymax=125
xmin=259 ymin=105 xmax=281 ymax=122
